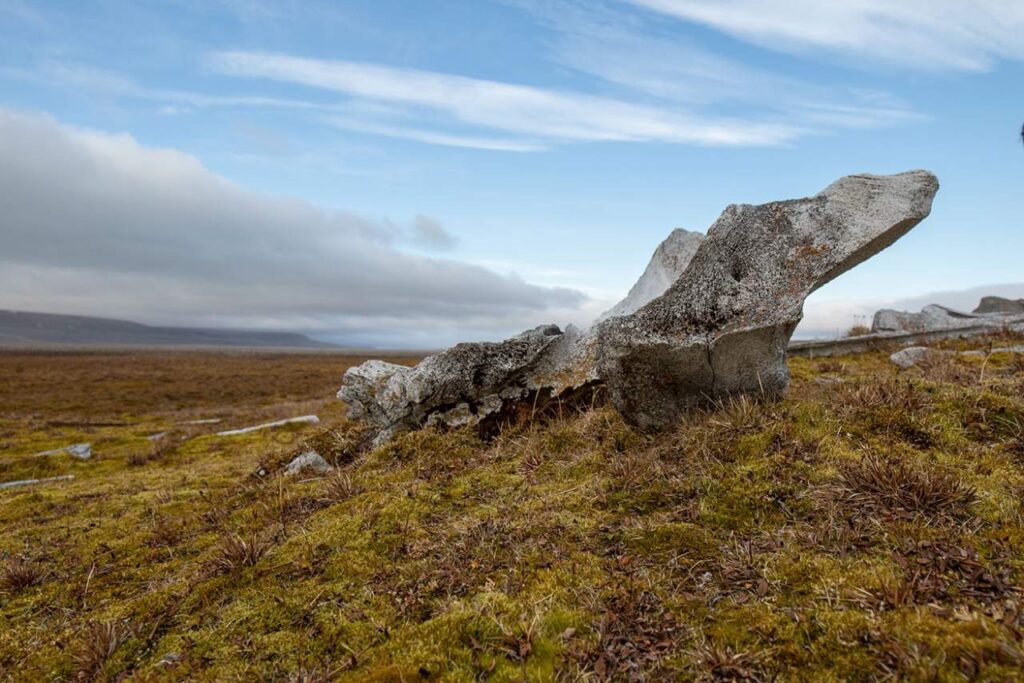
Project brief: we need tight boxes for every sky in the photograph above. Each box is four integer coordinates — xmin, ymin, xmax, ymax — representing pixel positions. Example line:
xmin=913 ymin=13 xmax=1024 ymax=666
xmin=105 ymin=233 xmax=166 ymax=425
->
xmin=0 ymin=0 xmax=1022 ymax=348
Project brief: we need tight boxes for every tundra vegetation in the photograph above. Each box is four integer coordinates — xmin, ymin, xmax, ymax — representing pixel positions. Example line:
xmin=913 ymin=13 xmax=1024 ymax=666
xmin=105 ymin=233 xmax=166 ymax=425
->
xmin=1 ymin=337 xmax=1023 ymax=681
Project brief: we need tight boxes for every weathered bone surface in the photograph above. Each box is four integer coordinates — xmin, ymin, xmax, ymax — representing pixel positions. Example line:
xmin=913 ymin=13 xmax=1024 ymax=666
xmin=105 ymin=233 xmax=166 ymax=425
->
xmin=872 ymin=303 xmax=1024 ymax=335
xmin=973 ymin=296 xmax=1024 ymax=315
xmin=339 ymin=324 xmax=587 ymax=444
xmin=873 ymin=304 xmax=984 ymax=334
xmin=340 ymin=171 xmax=939 ymax=441
xmin=596 ymin=171 xmax=939 ymax=430
xmin=596 ymin=228 xmax=705 ymax=322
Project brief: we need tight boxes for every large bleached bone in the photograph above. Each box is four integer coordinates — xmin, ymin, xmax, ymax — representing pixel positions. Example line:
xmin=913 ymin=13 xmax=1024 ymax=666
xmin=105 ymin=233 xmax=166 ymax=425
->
xmin=596 ymin=171 xmax=939 ymax=430
xmin=340 ymin=171 xmax=939 ymax=441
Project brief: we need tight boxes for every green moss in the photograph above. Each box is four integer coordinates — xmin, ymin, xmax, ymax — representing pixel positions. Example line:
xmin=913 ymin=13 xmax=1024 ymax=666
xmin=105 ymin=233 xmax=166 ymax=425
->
xmin=3 ymin=338 xmax=1024 ymax=680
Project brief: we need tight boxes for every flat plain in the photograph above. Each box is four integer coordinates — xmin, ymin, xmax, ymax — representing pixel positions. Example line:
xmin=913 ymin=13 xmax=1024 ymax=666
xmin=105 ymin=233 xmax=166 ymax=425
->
xmin=1 ymin=339 xmax=1023 ymax=680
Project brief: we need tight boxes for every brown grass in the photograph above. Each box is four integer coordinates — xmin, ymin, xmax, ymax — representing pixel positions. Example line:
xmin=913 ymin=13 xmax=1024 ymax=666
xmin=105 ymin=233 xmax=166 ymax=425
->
xmin=1 ymin=556 xmax=47 ymax=592
xmin=0 ymin=350 xmax=417 ymax=421
xmin=835 ymin=454 xmax=977 ymax=519
xmin=72 ymin=620 xmax=127 ymax=680
xmin=322 ymin=470 xmax=359 ymax=502
xmin=213 ymin=531 xmax=273 ymax=573
xmin=1 ymin=342 xmax=1022 ymax=680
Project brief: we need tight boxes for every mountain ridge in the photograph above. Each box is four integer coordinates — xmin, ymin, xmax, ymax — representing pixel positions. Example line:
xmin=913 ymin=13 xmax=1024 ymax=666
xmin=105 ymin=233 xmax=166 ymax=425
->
xmin=0 ymin=310 xmax=337 ymax=349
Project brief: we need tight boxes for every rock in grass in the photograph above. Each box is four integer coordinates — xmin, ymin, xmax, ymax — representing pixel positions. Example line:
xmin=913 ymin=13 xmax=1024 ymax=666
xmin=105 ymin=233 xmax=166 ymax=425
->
xmin=595 ymin=171 xmax=939 ymax=430
xmin=341 ymin=171 xmax=939 ymax=439
xmin=890 ymin=346 xmax=947 ymax=369
xmin=0 ymin=474 xmax=75 ymax=490
xmin=892 ymin=344 xmax=1024 ymax=368
xmin=34 ymin=443 xmax=92 ymax=460
xmin=284 ymin=451 xmax=332 ymax=477
xmin=215 ymin=415 xmax=319 ymax=437
xmin=873 ymin=304 xmax=990 ymax=334
xmin=973 ymin=296 xmax=1024 ymax=315
xmin=596 ymin=228 xmax=705 ymax=322
xmin=339 ymin=325 xmax=579 ymax=444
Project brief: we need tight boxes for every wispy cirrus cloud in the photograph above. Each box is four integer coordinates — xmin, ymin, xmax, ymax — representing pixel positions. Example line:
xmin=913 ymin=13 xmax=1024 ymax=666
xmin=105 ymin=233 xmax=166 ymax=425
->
xmin=323 ymin=117 xmax=549 ymax=153
xmin=624 ymin=0 xmax=1024 ymax=70
xmin=207 ymin=50 xmax=803 ymax=148
xmin=513 ymin=0 xmax=920 ymax=130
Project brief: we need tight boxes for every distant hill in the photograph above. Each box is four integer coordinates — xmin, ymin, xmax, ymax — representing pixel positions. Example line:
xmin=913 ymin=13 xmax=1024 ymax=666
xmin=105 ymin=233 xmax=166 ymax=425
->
xmin=0 ymin=310 xmax=338 ymax=349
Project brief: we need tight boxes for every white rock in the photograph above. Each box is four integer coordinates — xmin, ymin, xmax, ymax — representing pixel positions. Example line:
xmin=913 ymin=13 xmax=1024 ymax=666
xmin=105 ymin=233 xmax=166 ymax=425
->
xmin=890 ymin=346 xmax=947 ymax=369
xmin=0 ymin=474 xmax=75 ymax=490
xmin=342 ymin=171 xmax=940 ymax=438
xmin=596 ymin=171 xmax=940 ymax=430
xmin=284 ymin=451 xmax=333 ymax=477
xmin=34 ymin=443 xmax=92 ymax=460
xmin=596 ymin=228 xmax=705 ymax=322
xmin=215 ymin=415 xmax=319 ymax=437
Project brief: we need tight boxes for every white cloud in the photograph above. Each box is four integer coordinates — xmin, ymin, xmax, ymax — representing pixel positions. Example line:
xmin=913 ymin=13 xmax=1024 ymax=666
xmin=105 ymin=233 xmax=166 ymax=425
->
xmin=324 ymin=117 xmax=548 ymax=152
xmin=515 ymin=0 xmax=919 ymax=129
xmin=209 ymin=50 xmax=802 ymax=147
xmin=410 ymin=215 xmax=458 ymax=251
xmin=0 ymin=108 xmax=587 ymax=345
xmin=625 ymin=0 xmax=1024 ymax=70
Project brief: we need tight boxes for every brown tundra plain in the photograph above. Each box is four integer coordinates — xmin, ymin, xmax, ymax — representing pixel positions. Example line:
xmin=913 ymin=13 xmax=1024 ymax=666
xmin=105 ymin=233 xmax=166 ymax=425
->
xmin=1 ymin=336 xmax=1024 ymax=681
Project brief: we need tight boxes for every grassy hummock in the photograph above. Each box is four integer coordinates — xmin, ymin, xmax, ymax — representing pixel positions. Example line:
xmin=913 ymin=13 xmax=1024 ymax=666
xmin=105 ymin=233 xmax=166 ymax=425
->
xmin=1 ymin=338 xmax=1023 ymax=680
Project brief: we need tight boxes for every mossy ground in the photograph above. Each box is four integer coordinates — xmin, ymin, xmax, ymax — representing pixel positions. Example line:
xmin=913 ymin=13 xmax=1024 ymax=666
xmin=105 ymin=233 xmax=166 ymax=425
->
xmin=1 ymin=339 xmax=1023 ymax=681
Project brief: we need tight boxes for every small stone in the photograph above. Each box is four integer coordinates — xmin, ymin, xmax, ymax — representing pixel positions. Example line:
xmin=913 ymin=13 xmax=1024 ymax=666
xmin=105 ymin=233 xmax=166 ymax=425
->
xmin=890 ymin=346 xmax=947 ymax=369
xmin=66 ymin=443 xmax=92 ymax=460
xmin=34 ymin=443 xmax=92 ymax=460
xmin=157 ymin=652 xmax=181 ymax=667
xmin=284 ymin=451 xmax=332 ymax=477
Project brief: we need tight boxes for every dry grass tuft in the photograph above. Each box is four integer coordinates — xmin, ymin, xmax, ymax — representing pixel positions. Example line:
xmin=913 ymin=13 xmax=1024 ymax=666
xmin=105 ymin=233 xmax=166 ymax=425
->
xmin=837 ymin=379 xmax=931 ymax=414
xmin=127 ymin=437 xmax=176 ymax=467
xmin=690 ymin=642 xmax=764 ymax=682
xmin=146 ymin=515 xmax=184 ymax=549
xmin=580 ymin=582 xmax=681 ymax=679
xmin=1 ymin=557 xmax=47 ymax=592
xmin=816 ymin=359 xmax=847 ymax=375
xmin=835 ymin=455 xmax=976 ymax=519
xmin=213 ymin=532 xmax=273 ymax=573
xmin=322 ymin=470 xmax=360 ymax=503
xmin=72 ymin=620 xmax=127 ymax=680
xmin=707 ymin=394 xmax=769 ymax=434
xmin=845 ymin=324 xmax=872 ymax=338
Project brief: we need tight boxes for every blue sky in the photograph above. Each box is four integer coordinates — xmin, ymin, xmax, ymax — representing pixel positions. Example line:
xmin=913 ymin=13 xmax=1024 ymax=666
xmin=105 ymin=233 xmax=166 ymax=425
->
xmin=0 ymin=0 xmax=1022 ymax=347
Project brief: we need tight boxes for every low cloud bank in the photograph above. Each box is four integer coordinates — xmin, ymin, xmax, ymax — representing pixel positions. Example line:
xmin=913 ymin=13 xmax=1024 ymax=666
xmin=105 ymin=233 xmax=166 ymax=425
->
xmin=0 ymin=108 xmax=587 ymax=346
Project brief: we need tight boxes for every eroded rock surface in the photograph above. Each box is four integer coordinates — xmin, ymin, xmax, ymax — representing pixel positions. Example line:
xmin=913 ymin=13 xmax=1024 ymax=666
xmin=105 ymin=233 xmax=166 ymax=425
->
xmin=285 ymin=451 xmax=333 ymax=477
xmin=872 ymin=302 xmax=1024 ymax=336
xmin=596 ymin=228 xmax=705 ymax=322
xmin=595 ymin=171 xmax=939 ymax=430
xmin=873 ymin=304 xmax=983 ymax=334
xmin=973 ymin=296 xmax=1024 ymax=315
xmin=341 ymin=171 xmax=940 ymax=440
xmin=890 ymin=346 xmax=947 ymax=369
xmin=339 ymin=325 xmax=591 ymax=444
